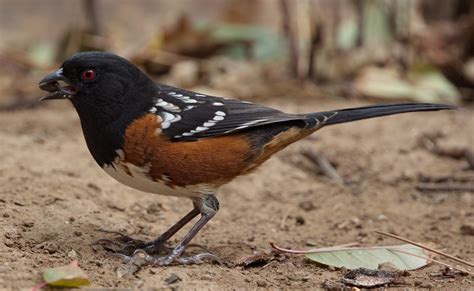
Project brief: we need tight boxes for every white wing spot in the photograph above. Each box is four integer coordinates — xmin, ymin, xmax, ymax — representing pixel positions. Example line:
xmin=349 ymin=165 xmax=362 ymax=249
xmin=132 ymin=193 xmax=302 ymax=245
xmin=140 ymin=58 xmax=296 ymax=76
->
xmin=161 ymin=111 xmax=175 ymax=121
xmin=171 ymin=115 xmax=181 ymax=123
xmin=224 ymin=119 xmax=267 ymax=133
xmin=169 ymin=93 xmax=200 ymax=104
xmin=161 ymin=111 xmax=178 ymax=129
xmin=156 ymin=99 xmax=181 ymax=112
xmin=174 ymin=109 xmax=228 ymax=138
xmin=213 ymin=102 xmax=224 ymax=106
xmin=196 ymin=126 xmax=208 ymax=131
xmin=203 ymin=122 xmax=216 ymax=127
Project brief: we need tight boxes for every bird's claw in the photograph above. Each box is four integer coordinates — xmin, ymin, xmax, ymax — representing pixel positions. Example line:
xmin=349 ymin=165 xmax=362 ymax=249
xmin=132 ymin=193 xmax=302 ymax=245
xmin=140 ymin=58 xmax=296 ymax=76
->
xmin=93 ymin=228 xmax=167 ymax=256
xmin=129 ymin=249 xmax=222 ymax=266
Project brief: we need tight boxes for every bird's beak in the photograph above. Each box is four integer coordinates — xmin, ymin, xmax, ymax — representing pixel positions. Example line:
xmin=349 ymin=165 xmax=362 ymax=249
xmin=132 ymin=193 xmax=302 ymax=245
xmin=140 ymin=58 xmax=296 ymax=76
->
xmin=38 ymin=68 xmax=77 ymax=101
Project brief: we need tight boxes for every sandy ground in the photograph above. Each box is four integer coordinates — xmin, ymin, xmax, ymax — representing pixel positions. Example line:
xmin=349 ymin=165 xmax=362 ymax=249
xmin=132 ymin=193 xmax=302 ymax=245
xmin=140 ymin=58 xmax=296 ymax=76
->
xmin=0 ymin=98 xmax=473 ymax=289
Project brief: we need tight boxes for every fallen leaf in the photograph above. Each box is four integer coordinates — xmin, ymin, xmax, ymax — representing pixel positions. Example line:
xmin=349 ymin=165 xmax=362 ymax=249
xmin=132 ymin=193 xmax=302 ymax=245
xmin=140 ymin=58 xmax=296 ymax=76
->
xmin=271 ymin=242 xmax=431 ymax=271
xmin=304 ymin=244 xmax=430 ymax=270
xmin=354 ymin=66 xmax=460 ymax=104
xmin=42 ymin=261 xmax=90 ymax=287
xmin=341 ymin=268 xmax=401 ymax=288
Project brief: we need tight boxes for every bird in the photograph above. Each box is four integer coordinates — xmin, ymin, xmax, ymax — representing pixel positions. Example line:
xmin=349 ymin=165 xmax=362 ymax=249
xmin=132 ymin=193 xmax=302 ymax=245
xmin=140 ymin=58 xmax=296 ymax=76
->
xmin=38 ymin=51 xmax=454 ymax=266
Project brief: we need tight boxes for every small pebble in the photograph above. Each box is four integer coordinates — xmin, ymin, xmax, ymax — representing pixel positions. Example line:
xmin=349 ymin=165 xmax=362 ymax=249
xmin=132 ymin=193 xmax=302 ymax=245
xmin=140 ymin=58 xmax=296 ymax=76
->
xmin=298 ymin=201 xmax=316 ymax=211
xmin=22 ymin=222 xmax=34 ymax=228
xmin=295 ymin=216 xmax=305 ymax=225
xmin=164 ymin=273 xmax=181 ymax=285
xmin=415 ymin=280 xmax=434 ymax=288
xmin=460 ymin=224 xmax=474 ymax=235
xmin=67 ymin=249 xmax=77 ymax=259
xmin=201 ymin=275 xmax=213 ymax=281
xmin=256 ymin=280 xmax=267 ymax=287
xmin=376 ymin=214 xmax=387 ymax=221
xmin=3 ymin=239 xmax=14 ymax=248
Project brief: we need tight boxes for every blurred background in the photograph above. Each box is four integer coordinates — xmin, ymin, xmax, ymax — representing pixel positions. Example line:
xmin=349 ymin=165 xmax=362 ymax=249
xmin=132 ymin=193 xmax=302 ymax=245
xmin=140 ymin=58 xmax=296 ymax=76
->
xmin=0 ymin=1 xmax=473 ymax=289
xmin=1 ymin=0 xmax=474 ymax=108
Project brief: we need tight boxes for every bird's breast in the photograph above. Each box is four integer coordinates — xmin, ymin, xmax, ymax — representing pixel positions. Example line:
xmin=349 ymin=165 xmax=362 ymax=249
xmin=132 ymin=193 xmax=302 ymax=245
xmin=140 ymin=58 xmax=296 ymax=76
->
xmin=104 ymin=113 xmax=258 ymax=196
xmin=102 ymin=159 xmax=209 ymax=198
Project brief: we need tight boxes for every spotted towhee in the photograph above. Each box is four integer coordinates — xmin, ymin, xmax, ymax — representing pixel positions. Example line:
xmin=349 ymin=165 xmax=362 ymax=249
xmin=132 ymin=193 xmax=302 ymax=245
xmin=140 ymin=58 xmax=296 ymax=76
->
xmin=39 ymin=51 xmax=454 ymax=266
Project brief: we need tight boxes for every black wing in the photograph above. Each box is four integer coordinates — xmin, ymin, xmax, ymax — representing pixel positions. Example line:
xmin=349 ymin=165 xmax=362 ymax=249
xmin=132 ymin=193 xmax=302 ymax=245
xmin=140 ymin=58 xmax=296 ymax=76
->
xmin=150 ymin=85 xmax=307 ymax=141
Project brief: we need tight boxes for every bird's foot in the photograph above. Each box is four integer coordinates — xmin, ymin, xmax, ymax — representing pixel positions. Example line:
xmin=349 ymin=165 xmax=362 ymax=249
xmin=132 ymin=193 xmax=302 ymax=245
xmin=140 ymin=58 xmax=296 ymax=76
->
xmin=93 ymin=228 xmax=170 ymax=256
xmin=113 ymin=247 xmax=222 ymax=277
xmin=128 ymin=248 xmax=222 ymax=266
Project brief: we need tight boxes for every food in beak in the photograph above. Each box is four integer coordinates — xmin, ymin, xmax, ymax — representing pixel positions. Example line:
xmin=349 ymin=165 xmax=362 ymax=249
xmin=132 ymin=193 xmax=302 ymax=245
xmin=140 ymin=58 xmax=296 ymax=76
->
xmin=38 ymin=68 xmax=76 ymax=100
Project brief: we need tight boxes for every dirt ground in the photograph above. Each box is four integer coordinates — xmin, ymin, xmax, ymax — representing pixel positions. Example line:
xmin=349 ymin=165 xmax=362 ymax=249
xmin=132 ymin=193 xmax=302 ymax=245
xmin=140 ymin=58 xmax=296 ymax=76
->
xmin=0 ymin=96 xmax=473 ymax=289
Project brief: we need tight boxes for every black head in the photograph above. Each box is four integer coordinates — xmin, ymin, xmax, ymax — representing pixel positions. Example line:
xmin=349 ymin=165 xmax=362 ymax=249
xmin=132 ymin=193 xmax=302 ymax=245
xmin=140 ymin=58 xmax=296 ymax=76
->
xmin=39 ymin=51 xmax=156 ymax=124
xmin=39 ymin=51 xmax=157 ymax=166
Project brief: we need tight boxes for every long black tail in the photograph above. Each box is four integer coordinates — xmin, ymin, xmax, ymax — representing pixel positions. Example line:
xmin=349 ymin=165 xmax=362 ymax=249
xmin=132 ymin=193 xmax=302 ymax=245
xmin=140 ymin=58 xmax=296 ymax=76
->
xmin=310 ymin=103 xmax=455 ymax=126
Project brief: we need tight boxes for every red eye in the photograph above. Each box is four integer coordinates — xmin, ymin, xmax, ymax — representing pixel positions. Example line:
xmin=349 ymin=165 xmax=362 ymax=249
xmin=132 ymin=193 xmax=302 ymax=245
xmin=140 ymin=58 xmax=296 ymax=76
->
xmin=81 ymin=69 xmax=96 ymax=80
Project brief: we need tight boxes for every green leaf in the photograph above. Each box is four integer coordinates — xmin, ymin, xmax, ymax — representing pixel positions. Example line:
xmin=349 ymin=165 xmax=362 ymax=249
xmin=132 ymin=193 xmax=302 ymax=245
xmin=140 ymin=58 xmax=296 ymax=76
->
xmin=305 ymin=244 xmax=430 ymax=270
xmin=355 ymin=66 xmax=460 ymax=104
xmin=337 ymin=19 xmax=359 ymax=50
xmin=196 ymin=21 xmax=285 ymax=61
xmin=362 ymin=0 xmax=392 ymax=44
xmin=28 ymin=43 xmax=56 ymax=67
xmin=43 ymin=261 xmax=90 ymax=288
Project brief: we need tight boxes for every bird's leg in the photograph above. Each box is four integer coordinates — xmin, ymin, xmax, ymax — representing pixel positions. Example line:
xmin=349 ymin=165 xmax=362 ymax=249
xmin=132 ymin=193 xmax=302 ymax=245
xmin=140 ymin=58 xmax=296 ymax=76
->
xmin=147 ymin=206 xmax=201 ymax=248
xmin=135 ymin=193 xmax=221 ymax=266
xmin=96 ymin=204 xmax=200 ymax=256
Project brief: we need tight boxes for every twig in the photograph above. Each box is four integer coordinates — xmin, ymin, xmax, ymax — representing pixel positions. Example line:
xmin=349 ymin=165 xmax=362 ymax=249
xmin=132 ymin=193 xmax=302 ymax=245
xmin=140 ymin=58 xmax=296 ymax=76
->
xmin=134 ymin=50 xmax=197 ymax=67
xmin=0 ymin=99 xmax=41 ymax=111
xmin=301 ymin=149 xmax=345 ymax=186
xmin=392 ymin=249 xmax=473 ymax=275
xmin=418 ymin=173 xmax=474 ymax=183
xmin=279 ymin=0 xmax=299 ymax=78
xmin=375 ymin=231 xmax=474 ymax=268
xmin=329 ymin=0 xmax=341 ymax=50
xmin=279 ymin=209 xmax=291 ymax=230
xmin=307 ymin=17 xmax=322 ymax=79
xmin=270 ymin=242 xmax=359 ymax=254
xmin=416 ymin=182 xmax=474 ymax=192
xmin=261 ymin=260 xmax=275 ymax=269
xmin=419 ymin=135 xmax=474 ymax=170
xmin=465 ymin=150 xmax=474 ymax=170
xmin=354 ymin=0 xmax=364 ymax=47
xmin=83 ymin=0 xmax=100 ymax=35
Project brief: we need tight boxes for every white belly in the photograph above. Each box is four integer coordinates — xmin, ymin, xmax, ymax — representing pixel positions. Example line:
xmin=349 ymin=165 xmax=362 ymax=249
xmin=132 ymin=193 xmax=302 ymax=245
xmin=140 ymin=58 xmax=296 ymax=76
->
xmin=102 ymin=161 xmax=209 ymax=198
